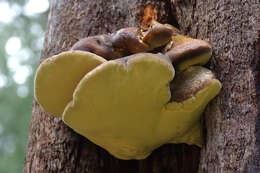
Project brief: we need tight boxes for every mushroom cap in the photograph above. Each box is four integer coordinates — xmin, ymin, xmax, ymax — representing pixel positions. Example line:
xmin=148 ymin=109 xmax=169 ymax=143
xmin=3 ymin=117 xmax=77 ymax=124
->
xmin=62 ymin=53 xmax=221 ymax=159
xmin=165 ymin=35 xmax=212 ymax=71
xmin=148 ymin=20 xmax=181 ymax=35
xmin=34 ymin=51 xmax=106 ymax=116
xmin=142 ymin=24 xmax=173 ymax=48
xmin=159 ymin=66 xmax=221 ymax=146
xmin=71 ymin=35 xmax=118 ymax=60
xmin=111 ymin=25 xmax=173 ymax=55
xmin=111 ymin=27 xmax=150 ymax=54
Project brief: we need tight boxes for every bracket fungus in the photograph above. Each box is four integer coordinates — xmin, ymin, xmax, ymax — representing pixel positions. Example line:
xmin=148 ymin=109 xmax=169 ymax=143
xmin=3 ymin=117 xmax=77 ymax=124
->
xmin=34 ymin=21 xmax=222 ymax=160
xmin=165 ymin=35 xmax=212 ymax=71
xmin=34 ymin=51 xmax=106 ymax=116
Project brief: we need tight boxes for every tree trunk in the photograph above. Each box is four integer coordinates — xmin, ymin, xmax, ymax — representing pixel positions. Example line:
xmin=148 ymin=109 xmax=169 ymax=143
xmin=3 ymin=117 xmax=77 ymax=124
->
xmin=24 ymin=0 xmax=260 ymax=172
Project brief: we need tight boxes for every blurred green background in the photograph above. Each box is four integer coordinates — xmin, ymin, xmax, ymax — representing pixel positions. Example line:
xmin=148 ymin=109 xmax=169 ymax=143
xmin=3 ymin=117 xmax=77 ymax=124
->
xmin=0 ymin=0 xmax=49 ymax=172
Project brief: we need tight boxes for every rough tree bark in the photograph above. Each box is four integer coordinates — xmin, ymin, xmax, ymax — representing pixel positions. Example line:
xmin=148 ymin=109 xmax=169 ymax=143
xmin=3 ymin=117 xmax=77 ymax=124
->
xmin=24 ymin=0 xmax=259 ymax=172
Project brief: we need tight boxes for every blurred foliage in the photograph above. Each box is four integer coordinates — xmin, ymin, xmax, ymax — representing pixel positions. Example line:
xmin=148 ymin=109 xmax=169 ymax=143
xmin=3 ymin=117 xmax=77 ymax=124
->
xmin=0 ymin=0 xmax=49 ymax=172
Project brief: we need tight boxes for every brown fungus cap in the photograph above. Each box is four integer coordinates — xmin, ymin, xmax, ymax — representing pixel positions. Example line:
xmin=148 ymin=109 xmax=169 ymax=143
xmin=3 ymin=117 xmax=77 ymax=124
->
xmin=62 ymin=53 xmax=221 ymax=160
xmin=148 ymin=20 xmax=181 ymax=34
xmin=171 ymin=66 xmax=219 ymax=102
xmin=34 ymin=51 xmax=106 ymax=116
xmin=111 ymin=24 xmax=173 ymax=56
xmin=71 ymin=35 xmax=119 ymax=60
xmin=111 ymin=27 xmax=150 ymax=54
xmin=142 ymin=23 xmax=173 ymax=48
xmin=165 ymin=35 xmax=212 ymax=71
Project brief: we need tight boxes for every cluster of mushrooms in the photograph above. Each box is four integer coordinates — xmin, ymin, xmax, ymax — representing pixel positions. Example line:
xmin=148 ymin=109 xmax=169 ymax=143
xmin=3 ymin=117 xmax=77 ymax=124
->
xmin=34 ymin=21 xmax=221 ymax=160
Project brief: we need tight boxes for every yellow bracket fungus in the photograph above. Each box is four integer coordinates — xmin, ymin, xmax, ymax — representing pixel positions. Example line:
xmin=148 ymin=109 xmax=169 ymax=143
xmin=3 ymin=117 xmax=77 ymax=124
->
xmin=34 ymin=51 xmax=106 ymax=116
xmin=34 ymin=21 xmax=222 ymax=160
xmin=62 ymin=53 xmax=221 ymax=159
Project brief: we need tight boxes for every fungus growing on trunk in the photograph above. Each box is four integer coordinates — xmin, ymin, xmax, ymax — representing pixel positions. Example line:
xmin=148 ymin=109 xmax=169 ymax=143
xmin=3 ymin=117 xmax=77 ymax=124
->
xmin=34 ymin=21 xmax=221 ymax=160
xmin=62 ymin=53 xmax=221 ymax=159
